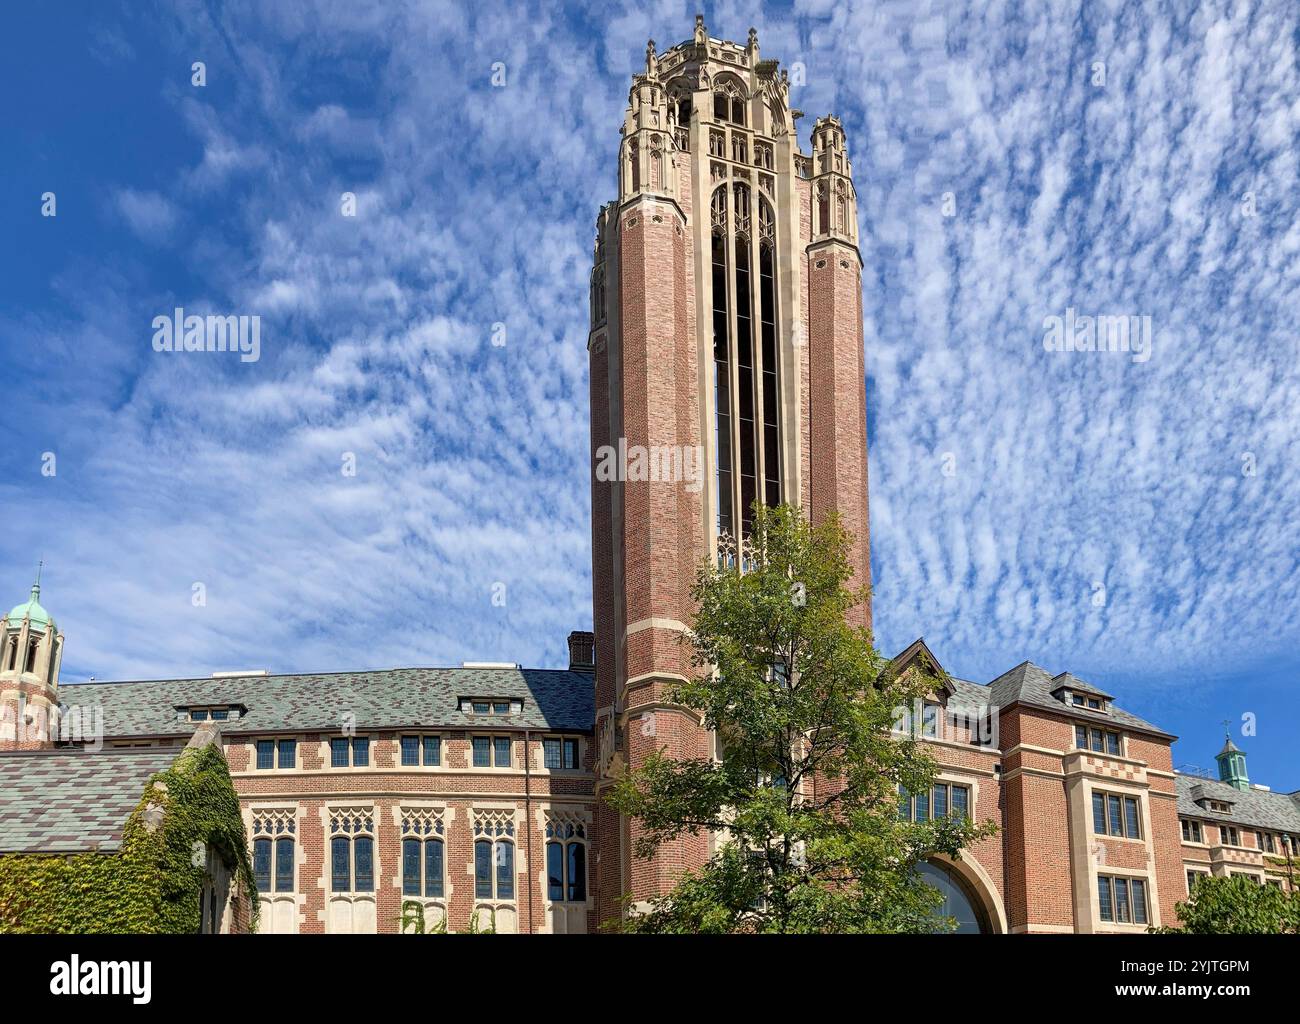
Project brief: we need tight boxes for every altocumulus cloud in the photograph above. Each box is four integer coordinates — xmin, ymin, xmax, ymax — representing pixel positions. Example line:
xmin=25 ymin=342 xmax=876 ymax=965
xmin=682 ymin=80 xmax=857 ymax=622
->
xmin=0 ymin=0 xmax=1297 ymax=711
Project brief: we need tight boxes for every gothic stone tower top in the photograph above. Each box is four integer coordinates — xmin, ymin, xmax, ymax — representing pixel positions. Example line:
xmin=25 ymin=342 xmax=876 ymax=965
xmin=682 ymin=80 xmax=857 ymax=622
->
xmin=587 ymin=17 xmax=872 ymax=922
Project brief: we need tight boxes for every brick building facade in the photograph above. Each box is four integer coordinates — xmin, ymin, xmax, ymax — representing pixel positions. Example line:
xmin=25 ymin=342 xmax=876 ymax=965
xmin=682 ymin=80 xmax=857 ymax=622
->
xmin=0 ymin=19 xmax=1296 ymax=934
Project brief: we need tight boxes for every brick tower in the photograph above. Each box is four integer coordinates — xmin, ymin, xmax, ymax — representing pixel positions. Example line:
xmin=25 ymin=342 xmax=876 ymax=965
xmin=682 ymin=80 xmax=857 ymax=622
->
xmin=587 ymin=17 xmax=872 ymax=925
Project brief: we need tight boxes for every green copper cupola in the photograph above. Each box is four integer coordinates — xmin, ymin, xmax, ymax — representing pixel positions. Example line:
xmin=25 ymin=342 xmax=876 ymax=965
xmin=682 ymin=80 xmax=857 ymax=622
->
xmin=5 ymin=566 xmax=53 ymax=634
xmin=1215 ymin=735 xmax=1250 ymax=791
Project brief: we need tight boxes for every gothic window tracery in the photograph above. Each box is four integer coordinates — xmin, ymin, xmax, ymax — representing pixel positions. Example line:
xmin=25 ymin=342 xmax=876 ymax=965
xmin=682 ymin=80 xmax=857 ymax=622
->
xmin=473 ymin=810 xmax=515 ymax=900
xmin=401 ymin=808 xmax=445 ymax=898
xmin=252 ymin=809 xmax=296 ymax=894
xmin=545 ymin=812 xmax=588 ymax=904
xmin=329 ymin=807 xmax=374 ymax=893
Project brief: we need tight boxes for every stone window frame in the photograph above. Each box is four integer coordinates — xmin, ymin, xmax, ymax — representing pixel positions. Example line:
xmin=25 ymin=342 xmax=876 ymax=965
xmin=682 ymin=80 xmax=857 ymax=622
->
xmin=898 ymin=778 xmax=974 ymax=823
xmin=471 ymin=807 xmax=519 ymax=911
xmin=327 ymin=805 xmax=377 ymax=894
xmin=1179 ymin=817 xmax=1205 ymax=844
xmin=543 ymin=808 xmax=591 ymax=906
xmin=1072 ymin=722 xmax=1124 ymax=758
xmin=397 ymin=732 xmax=445 ymax=769
xmin=250 ymin=806 xmax=298 ymax=895
xmin=539 ymin=734 xmax=583 ymax=772
xmin=325 ymin=734 xmax=373 ymax=770
xmin=1185 ymin=867 xmax=1211 ymax=895
xmin=252 ymin=735 xmax=299 ymax=771
xmin=1097 ymin=872 xmax=1152 ymax=927
xmin=469 ymin=733 xmax=515 ymax=770
xmin=1090 ymin=788 xmax=1144 ymax=841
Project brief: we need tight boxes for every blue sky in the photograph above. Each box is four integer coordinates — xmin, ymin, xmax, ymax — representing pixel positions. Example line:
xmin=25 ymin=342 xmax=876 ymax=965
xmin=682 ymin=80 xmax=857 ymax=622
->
xmin=0 ymin=1 xmax=1296 ymax=789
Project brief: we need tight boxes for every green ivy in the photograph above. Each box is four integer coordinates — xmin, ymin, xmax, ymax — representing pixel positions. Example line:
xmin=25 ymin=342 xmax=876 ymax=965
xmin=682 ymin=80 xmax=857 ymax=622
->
xmin=0 ymin=744 xmax=257 ymax=934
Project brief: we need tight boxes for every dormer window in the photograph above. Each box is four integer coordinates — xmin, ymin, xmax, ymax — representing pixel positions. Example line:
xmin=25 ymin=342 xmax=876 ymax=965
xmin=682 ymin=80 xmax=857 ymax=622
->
xmin=460 ymin=698 xmax=524 ymax=716
xmin=182 ymin=704 xmax=243 ymax=723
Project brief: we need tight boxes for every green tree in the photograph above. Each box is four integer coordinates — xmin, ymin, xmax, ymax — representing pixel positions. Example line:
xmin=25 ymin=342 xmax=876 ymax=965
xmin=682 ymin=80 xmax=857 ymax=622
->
xmin=1158 ymin=874 xmax=1300 ymax=934
xmin=606 ymin=504 xmax=996 ymax=933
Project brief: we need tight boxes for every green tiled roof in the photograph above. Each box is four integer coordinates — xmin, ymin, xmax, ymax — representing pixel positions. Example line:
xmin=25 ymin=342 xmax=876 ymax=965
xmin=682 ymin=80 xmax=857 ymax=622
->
xmin=59 ymin=666 xmax=595 ymax=739
xmin=0 ymin=748 xmax=178 ymax=853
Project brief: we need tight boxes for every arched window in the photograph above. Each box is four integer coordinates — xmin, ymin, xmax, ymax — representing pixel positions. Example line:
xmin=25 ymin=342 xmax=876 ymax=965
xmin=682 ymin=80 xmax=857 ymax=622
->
xmin=713 ymin=82 xmax=745 ymax=126
xmin=817 ymin=181 xmax=830 ymax=236
xmin=650 ymin=141 xmax=663 ymax=190
xmin=915 ymin=860 xmax=990 ymax=934
xmin=24 ymin=638 xmax=38 ymax=674
xmin=545 ymin=818 xmax=587 ymax=903
xmin=628 ymin=140 xmax=640 ymax=193
xmin=590 ymin=266 xmax=606 ymax=325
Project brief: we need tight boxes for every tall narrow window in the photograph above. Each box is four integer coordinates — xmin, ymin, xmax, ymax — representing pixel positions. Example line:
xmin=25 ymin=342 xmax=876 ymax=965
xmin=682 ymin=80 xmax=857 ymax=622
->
xmin=473 ymin=813 xmax=516 ymax=901
xmin=403 ymin=838 xmax=421 ymax=895
xmin=401 ymin=809 xmax=445 ymax=899
xmin=274 ymin=837 xmax=294 ymax=892
xmin=547 ymin=840 xmax=564 ymax=900
xmin=331 ymin=836 xmax=350 ymax=892
xmin=252 ymin=810 xmax=296 ymax=897
xmin=733 ymin=183 xmax=757 ymax=536
xmin=496 ymin=841 xmax=515 ymax=899
xmin=758 ymin=196 xmax=781 ymax=507
xmin=545 ymin=817 xmax=588 ymax=903
xmin=474 ymin=839 xmax=493 ymax=899
xmin=711 ymin=187 xmax=733 ymax=537
xmin=254 ymin=838 xmax=272 ymax=893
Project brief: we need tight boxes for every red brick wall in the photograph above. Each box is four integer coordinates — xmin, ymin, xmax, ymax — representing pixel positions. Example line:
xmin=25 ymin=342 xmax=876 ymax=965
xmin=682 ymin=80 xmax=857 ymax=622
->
xmin=807 ymin=242 xmax=872 ymax=632
xmin=229 ymin=731 xmax=597 ymax=933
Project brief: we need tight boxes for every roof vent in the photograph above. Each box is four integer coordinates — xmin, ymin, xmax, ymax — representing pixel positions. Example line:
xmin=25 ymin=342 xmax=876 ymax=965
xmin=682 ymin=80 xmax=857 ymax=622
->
xmin=461 ymin=661 xmax=520 ymax=670
xmin=211 ymin=670 xmax=269 ymax=678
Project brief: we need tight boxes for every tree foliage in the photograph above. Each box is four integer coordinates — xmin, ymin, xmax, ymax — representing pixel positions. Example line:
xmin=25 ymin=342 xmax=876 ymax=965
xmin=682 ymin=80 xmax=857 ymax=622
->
xmin=1157 ymin=874 xmax=1300 ymax=934
xmin=606 ymin=504 xmax=996 ymax=933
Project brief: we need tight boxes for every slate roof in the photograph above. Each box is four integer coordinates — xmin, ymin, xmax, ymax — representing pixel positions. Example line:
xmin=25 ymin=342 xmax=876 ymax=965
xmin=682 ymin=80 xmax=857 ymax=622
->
xmin=981 ymin=661 xmax=1173 ymax=739
xmin=1175 ymin=773 xmax=1300 ymax=834
xmin=57 ymin=666 xmax=595 ymax=739
xmin=0 ymin=748 xmax=177 ymax=853
xmin=1049 ymin=672 xmax=1115 ymax=701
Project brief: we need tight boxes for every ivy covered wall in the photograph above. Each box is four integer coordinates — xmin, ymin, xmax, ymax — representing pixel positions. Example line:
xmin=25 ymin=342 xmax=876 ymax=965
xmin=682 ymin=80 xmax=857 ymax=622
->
xmin=0 ymin=742 xmax=257 ymax=934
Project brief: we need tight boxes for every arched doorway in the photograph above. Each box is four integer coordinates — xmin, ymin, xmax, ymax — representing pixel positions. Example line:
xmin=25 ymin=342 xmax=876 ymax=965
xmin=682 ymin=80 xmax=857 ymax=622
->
xmin=916 ymin=859 xmax=993 ymax=934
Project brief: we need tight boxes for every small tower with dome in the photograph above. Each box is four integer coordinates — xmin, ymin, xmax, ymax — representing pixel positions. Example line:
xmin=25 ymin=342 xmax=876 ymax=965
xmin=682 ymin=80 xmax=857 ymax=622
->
xmin=0 ymin=565 xmax=65 ymax=749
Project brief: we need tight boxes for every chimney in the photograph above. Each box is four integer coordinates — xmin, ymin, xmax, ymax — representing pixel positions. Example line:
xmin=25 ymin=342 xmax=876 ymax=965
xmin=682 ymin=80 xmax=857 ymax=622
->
xmin=567 ymin=630 xmax=595 ymax=673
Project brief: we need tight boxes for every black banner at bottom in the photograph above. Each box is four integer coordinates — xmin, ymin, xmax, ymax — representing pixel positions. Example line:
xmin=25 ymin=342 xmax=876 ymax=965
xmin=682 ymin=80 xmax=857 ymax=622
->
xmin=0 ymin=933 xmax=1283 ymax=1010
